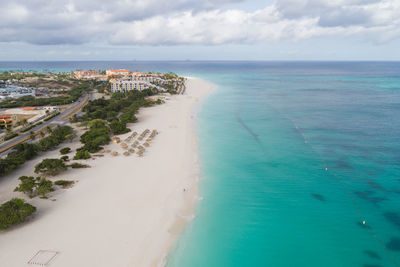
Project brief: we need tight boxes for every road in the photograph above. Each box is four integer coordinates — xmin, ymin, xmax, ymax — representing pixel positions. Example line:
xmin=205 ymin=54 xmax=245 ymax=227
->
xmin=0 ymin=91 xmax=91 ymax=156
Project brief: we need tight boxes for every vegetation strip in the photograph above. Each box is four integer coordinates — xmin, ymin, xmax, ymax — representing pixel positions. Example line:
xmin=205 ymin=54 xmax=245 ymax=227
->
xmin=0 ymin=126 xmax=74 ymax=177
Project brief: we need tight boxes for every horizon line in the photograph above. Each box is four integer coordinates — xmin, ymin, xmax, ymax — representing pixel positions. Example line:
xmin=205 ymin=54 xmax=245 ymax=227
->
xmin=1 ymin=59 xmax=400 ymax=63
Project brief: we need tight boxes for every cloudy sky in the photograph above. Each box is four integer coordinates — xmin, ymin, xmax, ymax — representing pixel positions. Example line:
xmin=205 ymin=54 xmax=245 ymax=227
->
xmin=0 ymin=0 xmax=399 ymax=60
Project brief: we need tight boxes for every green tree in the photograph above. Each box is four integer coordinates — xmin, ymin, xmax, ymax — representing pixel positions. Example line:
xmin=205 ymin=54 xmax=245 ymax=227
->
xmin=14 ymin=176 xmax=36 ymax=198
xmin=34 ymin=158 xmax=67 ymax=176
xmin=73 ymin=150 xmax=91 ymax=160
xmin=0 ymin=198 xmax=36 ymax=230
xmin=59 ymin=147 xmax=71 ymax=155
xmin=13 ymin=143 xmax=40 ymax=160
xmin=55 ymin=180 xmax=74 ymax=188
xmin=36 ymin=178 xmax=54 ymax=198
xmin=70 ymin=162 xmax=90 ymax=168
xmin=79 ymin=119 xmax=110 ymax=152
xmin=109 ymin=119 xmax=130 ymax=135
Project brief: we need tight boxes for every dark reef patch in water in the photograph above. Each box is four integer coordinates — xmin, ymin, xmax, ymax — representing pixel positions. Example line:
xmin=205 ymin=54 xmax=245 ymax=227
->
xmin=331 ymin=158 xmax=354 ymax=170
xmin=386 ymin=237 xmax=400 ymax=251
xmin=311 ymin=193 xmax=326 ymax=202
xmin=383 ymin=212 xmax=400 ymax=231
xmin=365 ymin=179 xmax=387 ymax=192
xmin=363 ymin=250 xmax=381 ymax=260
xmin=355 ymin=191 xmax=386 ymax=204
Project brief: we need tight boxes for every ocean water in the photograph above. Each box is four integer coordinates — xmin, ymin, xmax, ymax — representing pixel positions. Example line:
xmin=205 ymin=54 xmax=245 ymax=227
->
xmin=1 ymin=61 xmax=399 ymax=266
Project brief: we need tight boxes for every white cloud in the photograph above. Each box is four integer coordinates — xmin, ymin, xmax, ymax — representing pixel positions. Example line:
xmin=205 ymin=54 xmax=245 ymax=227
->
xmin=0 ymin=0 xmax=399 ymax=46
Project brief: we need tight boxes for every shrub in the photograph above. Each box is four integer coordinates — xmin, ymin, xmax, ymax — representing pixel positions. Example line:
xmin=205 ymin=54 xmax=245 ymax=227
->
xmin=59 ymin=147 xmax=71 ymax=155
xmin=70 ymin=163 xmax=90 ymax=168
xmin=55 ymin=180 xmax=75 ymax=188
xmin=14 ymin=176 xmax=36 ymax=198
xmin=44 ymin=112 xmax=60 ymax=121
xmin=60 ymin=155 xmax=69 ymax=162
xmin=4 ymin=132 xmax=18 ymax=141
xmin=79 ymin=119 xmax=110 ymax=152
xmin=109 ymin=119 xmax=130 ymax=135
xmin=34 ymin=158 xmax=67 ymax=176
xmin=20 ymin=124 xmax=36 ymax=133
xmin=0 ymin=198 xmax=36 ymax=230
xmin=0 ymin=143 xmax=40 ymax=177
xmin=38 ymin=126 xmax=74 ymax=151
xmin=36 ymin=178 xmax=54 ymax=198
xmin=14 ymin=176 xmax=54 ymax=198
xmin=73 ymin=150 xmax=91 ymax=160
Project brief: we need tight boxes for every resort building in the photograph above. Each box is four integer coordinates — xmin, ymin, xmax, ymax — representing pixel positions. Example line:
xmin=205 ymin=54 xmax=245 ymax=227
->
xmin=130 ymin=72 xmax=166 ymax=84
xmin=0 ymin=115 xmax=14 ymax=129
xmin=110 ymin=79 xmax=167 ymax=93
xmin=133 ymin=75 xmax=161 ymax=83
xmin=106 ymin=69 xmax=132 ymax=77
xmin=73 ymin=70 xmax=100 ymax=79
xmin=110 ymin=80 xmax=148 ymax=93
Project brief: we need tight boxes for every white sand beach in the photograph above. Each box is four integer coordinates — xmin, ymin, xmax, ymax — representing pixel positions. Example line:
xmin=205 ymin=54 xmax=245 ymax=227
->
xmin=0 ymin=77 xmax=214 ymax=267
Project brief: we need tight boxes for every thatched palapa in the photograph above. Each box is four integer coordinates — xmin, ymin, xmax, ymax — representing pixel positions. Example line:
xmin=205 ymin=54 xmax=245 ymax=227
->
xmin=112 ymin=137 xmax=121 ymax=144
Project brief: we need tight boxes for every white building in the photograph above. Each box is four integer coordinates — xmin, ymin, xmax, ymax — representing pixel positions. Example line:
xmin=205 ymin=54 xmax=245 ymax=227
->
xmin=106 ymin=69 xmax=131 ymax=77
xmin=110 ymin=80 xmax=148 ymax=93
xmin=110 ymin=79 xmax=167 ymax=93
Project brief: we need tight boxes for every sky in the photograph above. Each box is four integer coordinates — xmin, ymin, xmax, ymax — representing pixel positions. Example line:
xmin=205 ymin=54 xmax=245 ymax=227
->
xmin=0 ymin=0 xmax=399 ymax=61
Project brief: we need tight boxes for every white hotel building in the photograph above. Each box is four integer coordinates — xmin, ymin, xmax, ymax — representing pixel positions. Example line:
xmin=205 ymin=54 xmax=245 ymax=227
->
xmin=111 ymin=80 xmax=147 ymax=92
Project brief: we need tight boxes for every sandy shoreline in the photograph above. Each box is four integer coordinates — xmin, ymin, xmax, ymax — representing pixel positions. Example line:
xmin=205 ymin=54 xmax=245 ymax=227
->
xmin=0 ymin=77 xmax=215 ymax=267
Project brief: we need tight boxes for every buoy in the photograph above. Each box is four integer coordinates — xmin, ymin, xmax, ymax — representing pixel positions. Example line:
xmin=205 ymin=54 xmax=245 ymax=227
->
xmin=325 ymin=167 xmax=328 ymax=171
xmin=363 ymin=221 xmax=366 ymax=225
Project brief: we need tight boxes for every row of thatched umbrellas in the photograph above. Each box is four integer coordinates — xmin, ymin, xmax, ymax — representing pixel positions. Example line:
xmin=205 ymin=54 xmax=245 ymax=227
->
xmin=108 ymin=129 xmax=159 ymax=157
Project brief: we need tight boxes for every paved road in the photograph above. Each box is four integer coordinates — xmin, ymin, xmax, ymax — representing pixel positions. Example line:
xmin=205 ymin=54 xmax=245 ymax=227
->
xmin=0 ymin=92 xmax=90 ymax=156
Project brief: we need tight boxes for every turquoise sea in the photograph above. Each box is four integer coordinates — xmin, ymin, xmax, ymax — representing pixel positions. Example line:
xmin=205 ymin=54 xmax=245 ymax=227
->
xmin=1 ymin=61 xmax=400 ymax=266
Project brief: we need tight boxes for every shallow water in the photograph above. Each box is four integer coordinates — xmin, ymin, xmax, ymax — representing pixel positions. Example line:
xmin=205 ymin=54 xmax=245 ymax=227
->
xmin=167 ymin=62 xmax=400 ymax=267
